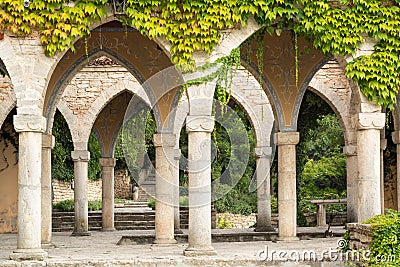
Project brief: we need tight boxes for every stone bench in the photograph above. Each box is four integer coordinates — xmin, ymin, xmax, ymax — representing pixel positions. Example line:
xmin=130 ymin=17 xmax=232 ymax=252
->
xmin=308 ymin=199 xmax=347 ymax=226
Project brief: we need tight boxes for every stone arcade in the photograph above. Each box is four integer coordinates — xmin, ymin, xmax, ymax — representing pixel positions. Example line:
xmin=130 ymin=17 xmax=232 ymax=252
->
xmin=0 ymin=11 xmax=398 ymax=261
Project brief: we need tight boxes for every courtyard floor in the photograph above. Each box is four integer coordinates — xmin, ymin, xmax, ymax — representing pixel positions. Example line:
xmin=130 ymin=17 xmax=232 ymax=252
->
xmin=0 ymin=228 xmax=348 ymax=266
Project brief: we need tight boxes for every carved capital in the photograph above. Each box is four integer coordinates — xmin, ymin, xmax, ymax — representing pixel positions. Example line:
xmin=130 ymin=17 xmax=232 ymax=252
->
xmin=99 ymin=157 xmax=116 ymax=168
xmin=357 ymin=113 xmax=385 ymax=130
xmin=254 ymin=146 xmax=272 ymax=159
xmin=392 ymin=131 xmax=400 ymax=144
xmin=174 ymin=148 xmax=181 ymax=160
xmin=153 ymin=133 xmax=176 ymax=147
xmin=13 ymin=115 xmax=46 ymax=133
xmin=42 ymin=134 xmax=55 ymax=149
xmin=343 ymin=145 xmax=357 ymax=156
xmin=274 ymin=132 xmax=300 ymax=146
xmin=71 ymin=150 xmax=90 ymax=162
xmin=186 ymin=115 xmax=214 ymax=133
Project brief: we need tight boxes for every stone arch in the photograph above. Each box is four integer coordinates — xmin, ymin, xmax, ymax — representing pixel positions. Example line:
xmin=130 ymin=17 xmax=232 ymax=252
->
xmin=307 ymin=59 xmax=356 ymax=146
xmin=0 ymin=70 xmax=17 ymax=128
xmin=173 ymin=66 xmax=274 ymax=148
xmin=56 ymin=56 xmax=149 ymax=151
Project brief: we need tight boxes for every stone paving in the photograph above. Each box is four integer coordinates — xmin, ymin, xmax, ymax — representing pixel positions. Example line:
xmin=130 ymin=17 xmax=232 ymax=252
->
xmin=0 ymin=229 xmax=347 ymax=266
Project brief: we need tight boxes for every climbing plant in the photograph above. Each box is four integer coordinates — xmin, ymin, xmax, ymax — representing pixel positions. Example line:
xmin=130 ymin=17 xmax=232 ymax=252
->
xmin=1 ymin=0 xmax=400 ymax=107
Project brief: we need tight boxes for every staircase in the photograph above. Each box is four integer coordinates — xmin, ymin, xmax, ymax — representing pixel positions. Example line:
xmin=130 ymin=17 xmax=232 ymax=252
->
xmin=52 ymin=207 xmax=155 ymax=232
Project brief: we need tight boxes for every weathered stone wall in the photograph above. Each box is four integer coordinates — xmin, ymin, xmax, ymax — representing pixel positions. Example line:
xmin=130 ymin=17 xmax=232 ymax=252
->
xmin=52 ymin=179 xmax=102 ymax=203
xmin=0 ymin=116 xmax=18 ymax=234
xmin=114 ymin=170 xmax=132 ymax=199
xmin=347 ymin=223 xmax=373 ymax=250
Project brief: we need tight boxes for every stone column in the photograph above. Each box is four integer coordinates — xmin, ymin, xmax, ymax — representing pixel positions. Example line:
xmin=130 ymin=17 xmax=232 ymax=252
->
xmin=380 ymin=138 xmax=387 ymax=214
xmin=100 ymin=157 xmax=116 ymax=231
xmin=71 ymin=150 xmax=91 ymax=236
xmin=153 ymin=133 xmax=177 ymax=244
xmin=184 ymin=115 xmax=216 ymax=256
xmin=173 ymin=148 xmax=182 ymax=234
xmin=41 ymin=134 xmax=55 ymax=245
xmin=275 ymin=132 xmax=299 ymax=241
xmin=343 ymin=145 xmax=358 ymax=222
xmin=254 ymin=146 xmax=274 ymax=232
xmin=357 ymin=113 xmax=385 ymax=222
xmin=10 ymin=115 xmax=47 ymax=260
xmin=391 ymin=131 xmax=400 ymax=211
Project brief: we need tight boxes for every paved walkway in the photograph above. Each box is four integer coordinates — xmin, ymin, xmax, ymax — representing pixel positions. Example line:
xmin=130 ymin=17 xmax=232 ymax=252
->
xmin=0 ymin=229 xmax=347 ymax=266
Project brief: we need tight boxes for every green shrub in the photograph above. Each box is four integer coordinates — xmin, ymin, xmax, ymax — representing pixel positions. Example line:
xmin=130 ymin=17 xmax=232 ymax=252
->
xmin=362 ymin=209 xmax=400 ymax=266
xmin=148 ymin=198 xmax=155 ymax=210
xmin=88 ymin=200 xmax=102 ymax=211
xmin=217 ymin=215 xmax=233 ymax=229
xmin=53 ymin=199 xmax=75 ymax=212
xmin=53 ymin=199 xmax=102 ymax=211
xmin=179 ymin=196 xmax=189 ymax=207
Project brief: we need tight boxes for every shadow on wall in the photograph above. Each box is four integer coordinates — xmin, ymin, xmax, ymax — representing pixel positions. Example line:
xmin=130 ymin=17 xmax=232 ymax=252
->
xmin=0 ymin=109 xmax=18 ymax=234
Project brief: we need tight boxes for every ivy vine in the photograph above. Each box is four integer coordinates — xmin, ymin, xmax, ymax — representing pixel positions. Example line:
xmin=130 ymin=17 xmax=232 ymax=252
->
xmin=1 ymin=0 xmax=400 ymax=108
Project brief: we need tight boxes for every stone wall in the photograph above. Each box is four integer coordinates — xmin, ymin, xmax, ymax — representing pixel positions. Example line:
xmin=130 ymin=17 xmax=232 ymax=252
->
xmin=114 ymin=170 xmax=132 ymax=199
xmin=347 ymin=223 xmax=373 ymax=250
xmin=52 ymin=179 xmax=102 ymax=203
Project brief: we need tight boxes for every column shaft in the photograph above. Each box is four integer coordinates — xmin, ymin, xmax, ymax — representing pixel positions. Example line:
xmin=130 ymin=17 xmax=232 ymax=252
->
xmin=184 ymin=116 xmax=216 ymax=256
xmin=254 ymin=146 xmax=274 ymax=232
xmin=71 ymin=150 xmax=90 ymax=236
xmin=275 ymin=132 xmax=299 ymax=241
xmin=10 ymin=115 xmax=47 ymax=260
xmin=41 ymin=134 xmax=54 ymax=244
xmin=357 ymin=113 xmax=385 ymax=222
xmin=343 ymin=146 xmax=358 ymax=222
xmin=173 ymin=149 xmax=182 ymax=233
xmin=100 ymin=158 xmax=116 ymax=231
xmin=154 ymin=134 xmax=177 ymax=244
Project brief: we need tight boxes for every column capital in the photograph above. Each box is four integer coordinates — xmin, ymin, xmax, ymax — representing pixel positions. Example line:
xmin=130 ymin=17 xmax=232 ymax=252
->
xmin=274 ymin=132 xmax=300 ymax=146
xmin=153 ymin=133 xmax=176 ymax=147
xmin=392 ymin=131 xmax=400 ymax=144
xmin=186 ymin=115 xmax=214 ymax=133
xmin=254 ymin=146 xmax=272 ymax=159
xmin=13 ymin=115 xmax=46 ymax=133
xmin=99 ymin=157 xmax=116 ymax=167
xmin=343 ymin=145 xmax=357 ymax=156
xmin=42 ymin=134 xmax=55 ymax=149
xmin=357 ymin=113 xmax=385 ymax=130
xmin=71 ymin=150 xmax=90 ymax=162
xmin=174 ymin=148 xmax=181 ymax=160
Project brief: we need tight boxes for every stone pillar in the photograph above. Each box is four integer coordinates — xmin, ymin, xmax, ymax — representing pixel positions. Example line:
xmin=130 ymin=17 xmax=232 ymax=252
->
xmin=41 ymin=134 xmax=55 ymax=245
xmin=275 ymin=132 xmax=299 ymax=241
xmin=173 ymin=148 xmax=182 ymax=234
xmin=184 ymin=115 xmax=216 ymax=256
xmin=153 ymin=133 xmax=177 ymax=244
xmin=10 ymin=115 xmax=48 ymax=260
xmin=343 ymin=145 xmax=358 ymax=222
xmin=357 ymin=113 xmax=385 ymax=222
xmin=392 ymin=131 xmax=400 ymax=211
xmin=380 ymin=138 xmax=387 ymax=214
xmin=254 ymin=146 xmax=274 ymax=232
xmin=71 ymin=150 xmax=91 ymax=236
xmin=100 ymin=157 xmax=116 ymax=231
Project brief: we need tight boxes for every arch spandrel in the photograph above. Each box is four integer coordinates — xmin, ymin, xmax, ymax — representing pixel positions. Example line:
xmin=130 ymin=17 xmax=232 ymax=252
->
xmin=44 ymin=21 xmax=178 ymax=132
xmin=242 ymin=30 xmax=327 ymax=131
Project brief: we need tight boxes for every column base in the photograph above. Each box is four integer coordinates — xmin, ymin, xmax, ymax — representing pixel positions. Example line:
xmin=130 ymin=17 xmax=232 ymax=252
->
xmin=184 ymin=246 xmax=217 ymax=256
xmin=174 ymin=229 xmax=183 ymax=234
xmin=153 ymin=238 xmax=177 ymax=245
xmin=276 ymin=236 xmax=299 ymax=242
xmin=41 ymin=242 xmax=56 ymax=249
xmin=101 ymin=227 xmax=116 ymax=232
xmin=71 ymin=231 xmax=91 ymax=236
xmin=9 ymin=249 xmax=48 ymax=261
xmin=254 ymin=226 xmax=275 ymax=232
